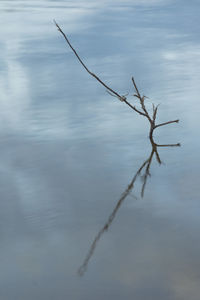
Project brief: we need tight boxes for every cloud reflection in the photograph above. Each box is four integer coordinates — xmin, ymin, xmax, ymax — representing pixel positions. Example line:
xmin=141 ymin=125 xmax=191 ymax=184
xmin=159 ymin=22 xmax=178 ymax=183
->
xmin=0 ymin=41 xmax=30 ymax=133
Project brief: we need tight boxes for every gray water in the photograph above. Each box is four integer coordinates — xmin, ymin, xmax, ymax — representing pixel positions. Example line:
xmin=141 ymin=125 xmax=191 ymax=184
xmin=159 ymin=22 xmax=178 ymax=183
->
xmin=0 ymin=1 xmax=200 ymax=299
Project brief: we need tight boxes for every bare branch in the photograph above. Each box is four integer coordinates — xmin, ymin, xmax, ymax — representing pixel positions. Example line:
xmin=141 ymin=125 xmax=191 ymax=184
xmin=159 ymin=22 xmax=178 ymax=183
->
xmin=155 ymin=119 xmax=179 ymax=129
xmin=132 ymin=77 xmax=142 ymax=99
xmin=54 ymin=20 xmax=179 ymax=142
xmin=156 ymin=143 xmax=181 ymax=147
xmin=123 ymin=100 xmax=146 ymax=116
xmin=153 ymin=105 xmax=159 ymax=122
xmin=132 ymin=77 xmax=152 ymax=123
xmin=54 ymin=20 xmax=123 ymax=100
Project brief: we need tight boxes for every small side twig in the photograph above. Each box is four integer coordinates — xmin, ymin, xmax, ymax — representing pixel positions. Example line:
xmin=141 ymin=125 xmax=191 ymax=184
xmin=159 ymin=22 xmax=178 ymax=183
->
xmin=154 ymin=120 xmax=179 ymax=129
xmin=131 ymin=77 xmax=179 ymax=140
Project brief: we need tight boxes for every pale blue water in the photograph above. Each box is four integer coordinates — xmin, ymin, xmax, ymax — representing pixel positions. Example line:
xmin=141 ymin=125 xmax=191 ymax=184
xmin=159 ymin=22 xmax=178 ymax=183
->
xmin=0 ymin=1 xmax=200 ymax=299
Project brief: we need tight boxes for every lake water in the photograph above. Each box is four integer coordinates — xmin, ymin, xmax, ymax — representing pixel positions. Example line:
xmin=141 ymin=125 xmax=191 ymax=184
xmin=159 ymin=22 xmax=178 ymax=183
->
xmin=0 ymin=1 xmax=200 ymax=299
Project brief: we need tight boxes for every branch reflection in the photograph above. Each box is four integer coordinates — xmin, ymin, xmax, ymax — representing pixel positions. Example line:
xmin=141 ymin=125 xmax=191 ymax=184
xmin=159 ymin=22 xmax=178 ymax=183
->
xmin=78 ymin=138 xmax=180 ymax=276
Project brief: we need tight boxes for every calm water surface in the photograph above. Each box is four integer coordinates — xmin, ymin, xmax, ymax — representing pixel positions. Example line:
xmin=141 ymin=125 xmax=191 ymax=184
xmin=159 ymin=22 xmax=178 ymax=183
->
xmin=0 ymin=1 xmax=200 ymax=299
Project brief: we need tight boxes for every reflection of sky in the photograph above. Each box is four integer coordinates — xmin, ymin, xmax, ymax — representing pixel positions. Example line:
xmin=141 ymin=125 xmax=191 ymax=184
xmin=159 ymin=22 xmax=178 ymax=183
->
xmin=0 ymin=0 xmax=200 ymax=299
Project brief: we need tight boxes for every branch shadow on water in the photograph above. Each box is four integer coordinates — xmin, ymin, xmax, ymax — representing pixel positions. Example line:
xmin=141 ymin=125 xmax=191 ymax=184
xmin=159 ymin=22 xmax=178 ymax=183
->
xmin=77 ymin=137 xmax=180 ymax=277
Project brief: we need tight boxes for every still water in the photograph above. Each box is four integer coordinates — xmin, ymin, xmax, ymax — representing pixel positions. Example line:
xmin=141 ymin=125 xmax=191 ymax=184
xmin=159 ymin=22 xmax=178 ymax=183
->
xmin=0 ymin=0 xmax=200 ymax=299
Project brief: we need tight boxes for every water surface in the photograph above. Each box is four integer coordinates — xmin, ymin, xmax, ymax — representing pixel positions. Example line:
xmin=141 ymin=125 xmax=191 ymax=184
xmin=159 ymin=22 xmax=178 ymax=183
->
xmin=0 ymin=1 xmax=200 ymax=299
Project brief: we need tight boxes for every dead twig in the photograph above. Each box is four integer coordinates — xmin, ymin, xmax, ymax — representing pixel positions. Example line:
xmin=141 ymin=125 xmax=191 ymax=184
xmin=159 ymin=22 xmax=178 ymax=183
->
xmin=54 ymin=20 xmax=123 ymax=101
xmin=131 ymin=77 xmax=179 ymax=139
xmin=54 ymin=20 xmax=179 ymax=140
xmin=54 ymin=21 xmax=154 ymax=117
xmin=154 ymin=120 xmax=179 ymax=129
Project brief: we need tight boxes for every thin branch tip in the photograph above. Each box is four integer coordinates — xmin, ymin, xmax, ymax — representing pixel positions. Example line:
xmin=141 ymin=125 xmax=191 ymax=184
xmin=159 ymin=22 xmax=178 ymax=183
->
xmin=53 ymin=19 xmax=58 ymax=27
xmin=54 ymin=19 xmax=61 ymax=32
